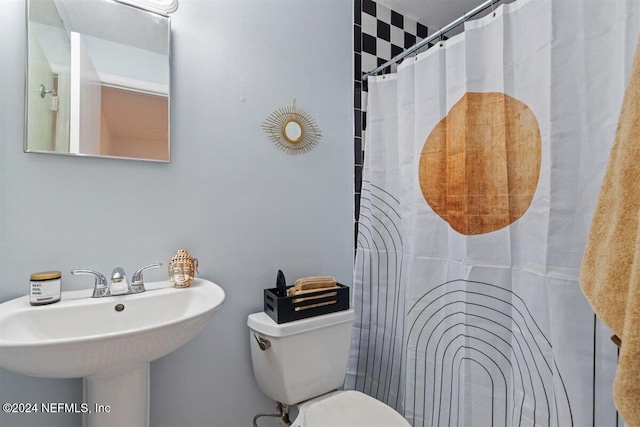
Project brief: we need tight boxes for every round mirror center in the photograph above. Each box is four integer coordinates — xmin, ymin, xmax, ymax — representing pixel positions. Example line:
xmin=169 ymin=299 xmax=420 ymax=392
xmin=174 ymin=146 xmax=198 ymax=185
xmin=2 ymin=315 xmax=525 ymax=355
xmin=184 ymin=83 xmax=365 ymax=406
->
xmin=283 ymin=120 xmax=304 ymax=144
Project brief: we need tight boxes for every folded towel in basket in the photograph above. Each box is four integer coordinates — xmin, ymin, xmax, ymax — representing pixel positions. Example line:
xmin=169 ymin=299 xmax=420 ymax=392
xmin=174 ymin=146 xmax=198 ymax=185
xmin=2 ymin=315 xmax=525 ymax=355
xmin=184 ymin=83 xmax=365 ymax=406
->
xmin=287 ymin=276 xmax=338 ymax=296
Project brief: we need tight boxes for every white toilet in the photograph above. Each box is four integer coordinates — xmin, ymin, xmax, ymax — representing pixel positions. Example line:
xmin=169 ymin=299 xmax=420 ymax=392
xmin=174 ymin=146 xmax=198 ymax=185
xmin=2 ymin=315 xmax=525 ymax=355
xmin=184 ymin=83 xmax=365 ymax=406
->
xmin=247 ymin=309 xmax=410 ymax=427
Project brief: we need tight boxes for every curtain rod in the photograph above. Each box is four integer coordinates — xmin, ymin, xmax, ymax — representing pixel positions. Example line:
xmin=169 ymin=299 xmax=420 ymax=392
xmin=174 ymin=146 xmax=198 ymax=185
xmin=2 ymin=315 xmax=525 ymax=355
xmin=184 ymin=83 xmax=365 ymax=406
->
xmin=362 ymin=0 xmax=502 ymax=81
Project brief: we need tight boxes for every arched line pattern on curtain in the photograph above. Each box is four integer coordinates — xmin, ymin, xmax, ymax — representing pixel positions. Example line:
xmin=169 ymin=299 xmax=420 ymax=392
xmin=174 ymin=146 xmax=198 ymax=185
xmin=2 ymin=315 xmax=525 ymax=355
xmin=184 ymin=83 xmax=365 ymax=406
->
xmin=407 ymin=280 xmax=573 ymax=427
xmin=354 ymin=179 xmax=405 ymax=410
xmin=454 ymin=357 xmax=501 ymax=427
xmin=429 ymin=317 xmax=528 ymax=426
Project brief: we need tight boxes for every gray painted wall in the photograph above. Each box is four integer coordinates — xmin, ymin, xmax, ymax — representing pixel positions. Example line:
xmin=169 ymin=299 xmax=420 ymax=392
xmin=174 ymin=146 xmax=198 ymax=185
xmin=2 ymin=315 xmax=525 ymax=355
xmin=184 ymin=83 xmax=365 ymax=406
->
xmin=0 ymin=0 xmax=353 ymax=425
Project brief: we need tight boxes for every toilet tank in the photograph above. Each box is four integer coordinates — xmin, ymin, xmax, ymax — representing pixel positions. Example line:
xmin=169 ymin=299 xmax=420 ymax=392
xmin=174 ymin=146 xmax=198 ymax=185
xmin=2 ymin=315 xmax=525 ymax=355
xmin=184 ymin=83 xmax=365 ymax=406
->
xmin=247 ymin=309 xmax=355 ymax=406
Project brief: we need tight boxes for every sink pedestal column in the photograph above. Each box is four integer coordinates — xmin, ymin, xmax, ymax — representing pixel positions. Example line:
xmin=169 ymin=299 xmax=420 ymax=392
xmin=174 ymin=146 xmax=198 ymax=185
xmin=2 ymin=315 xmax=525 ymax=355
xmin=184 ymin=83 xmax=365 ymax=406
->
xmin=83 ymin=364 xmax=150 ymax=427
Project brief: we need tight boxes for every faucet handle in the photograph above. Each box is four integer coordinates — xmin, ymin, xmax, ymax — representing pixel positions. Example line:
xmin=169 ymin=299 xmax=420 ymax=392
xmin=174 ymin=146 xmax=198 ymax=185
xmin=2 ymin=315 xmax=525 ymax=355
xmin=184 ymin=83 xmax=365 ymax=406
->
xmin=71 ymin=269 xmax=108 ymax=298
xmin=131 ymin=263 xmax=162 ymax=293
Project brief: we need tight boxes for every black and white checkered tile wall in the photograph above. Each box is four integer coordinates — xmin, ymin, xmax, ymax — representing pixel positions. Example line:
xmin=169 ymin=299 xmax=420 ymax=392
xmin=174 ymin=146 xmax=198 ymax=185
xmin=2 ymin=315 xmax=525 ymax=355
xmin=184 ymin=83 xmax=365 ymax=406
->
xmin=359 ymin=1 xmax=429 ymax=81
xmin=354 ymin=0 xmax=431 ymax=239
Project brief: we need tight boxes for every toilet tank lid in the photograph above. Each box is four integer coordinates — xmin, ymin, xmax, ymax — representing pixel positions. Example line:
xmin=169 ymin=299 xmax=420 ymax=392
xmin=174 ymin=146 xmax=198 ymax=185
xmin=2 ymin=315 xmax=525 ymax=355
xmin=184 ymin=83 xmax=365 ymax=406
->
xmin=247 ymin=309 xmax=355 ymax=337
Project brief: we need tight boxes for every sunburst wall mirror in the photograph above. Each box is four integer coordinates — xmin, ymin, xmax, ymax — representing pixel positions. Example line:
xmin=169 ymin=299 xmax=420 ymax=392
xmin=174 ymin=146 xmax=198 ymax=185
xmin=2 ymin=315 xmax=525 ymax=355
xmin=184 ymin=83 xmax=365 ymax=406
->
xmin=262 ymin=99 xmax=322 ymax=154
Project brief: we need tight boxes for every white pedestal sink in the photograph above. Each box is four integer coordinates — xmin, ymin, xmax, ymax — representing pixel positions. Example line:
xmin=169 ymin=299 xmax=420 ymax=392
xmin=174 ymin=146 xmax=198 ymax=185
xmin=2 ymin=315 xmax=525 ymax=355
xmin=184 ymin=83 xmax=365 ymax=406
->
xmin=0 ymin=278 xmax=225 ymax=427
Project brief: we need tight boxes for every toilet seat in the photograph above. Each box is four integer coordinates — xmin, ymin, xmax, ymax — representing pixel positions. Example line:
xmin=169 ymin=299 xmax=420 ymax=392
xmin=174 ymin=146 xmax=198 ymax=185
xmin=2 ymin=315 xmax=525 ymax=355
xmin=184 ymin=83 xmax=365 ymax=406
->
xmin=292 ymin=390 xmax=410 ymax=427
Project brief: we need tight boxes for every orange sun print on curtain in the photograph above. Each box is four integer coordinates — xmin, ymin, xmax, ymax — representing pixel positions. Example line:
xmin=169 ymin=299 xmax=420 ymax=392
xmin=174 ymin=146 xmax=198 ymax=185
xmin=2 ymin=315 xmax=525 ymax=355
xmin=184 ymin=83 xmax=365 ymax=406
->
xmin=419 ymin=92 xmax=542 ymax=235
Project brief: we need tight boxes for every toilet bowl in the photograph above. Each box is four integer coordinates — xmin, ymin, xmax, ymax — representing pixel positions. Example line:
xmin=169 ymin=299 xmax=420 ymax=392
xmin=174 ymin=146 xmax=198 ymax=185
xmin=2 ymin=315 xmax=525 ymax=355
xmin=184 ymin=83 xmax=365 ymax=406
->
xmin=247 ymin=309 xmax=409 ymax=427
xmin=291 ymin=390 xmax=409 ymax=427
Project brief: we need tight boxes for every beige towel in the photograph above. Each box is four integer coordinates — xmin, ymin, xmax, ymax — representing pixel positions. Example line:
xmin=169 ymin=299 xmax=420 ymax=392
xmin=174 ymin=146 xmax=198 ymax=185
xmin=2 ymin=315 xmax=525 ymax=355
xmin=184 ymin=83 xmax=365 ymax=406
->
xmin=580 ymin=39 xmax=640 ymax=427
xmin=287 ymin=276 xmax=337 ymax=296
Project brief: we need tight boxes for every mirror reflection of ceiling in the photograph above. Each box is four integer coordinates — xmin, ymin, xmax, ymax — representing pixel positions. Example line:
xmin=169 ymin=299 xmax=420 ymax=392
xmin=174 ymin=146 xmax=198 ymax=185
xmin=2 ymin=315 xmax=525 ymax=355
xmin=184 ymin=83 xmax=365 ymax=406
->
xmin=115 ymin=0 xmax=178 ymax=16
xmin=50 ymin=0 xmax=168 ymax=54
xmin=29 ymin=0 xmax=65 ymax=28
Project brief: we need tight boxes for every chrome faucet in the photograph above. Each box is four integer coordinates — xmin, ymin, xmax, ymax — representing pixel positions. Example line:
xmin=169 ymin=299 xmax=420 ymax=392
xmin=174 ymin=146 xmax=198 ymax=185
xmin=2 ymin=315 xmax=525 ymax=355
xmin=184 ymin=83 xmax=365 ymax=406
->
xmin=71 ymin=263 xmax=162 ymax=298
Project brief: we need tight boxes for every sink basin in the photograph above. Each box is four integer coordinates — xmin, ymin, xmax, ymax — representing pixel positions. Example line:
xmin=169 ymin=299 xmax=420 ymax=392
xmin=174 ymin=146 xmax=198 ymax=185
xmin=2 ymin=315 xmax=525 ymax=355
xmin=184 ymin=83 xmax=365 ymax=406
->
xmin=0 ymin=278 xmax=224 ymax=427
xmin=0 ymin=278 xmax=224 ymax=378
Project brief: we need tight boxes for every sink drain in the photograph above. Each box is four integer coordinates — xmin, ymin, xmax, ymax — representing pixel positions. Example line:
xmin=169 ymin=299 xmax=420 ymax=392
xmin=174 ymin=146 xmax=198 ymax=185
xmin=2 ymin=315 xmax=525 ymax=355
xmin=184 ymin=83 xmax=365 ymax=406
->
xmin=114 ymin=304 xmax=125 ymax=312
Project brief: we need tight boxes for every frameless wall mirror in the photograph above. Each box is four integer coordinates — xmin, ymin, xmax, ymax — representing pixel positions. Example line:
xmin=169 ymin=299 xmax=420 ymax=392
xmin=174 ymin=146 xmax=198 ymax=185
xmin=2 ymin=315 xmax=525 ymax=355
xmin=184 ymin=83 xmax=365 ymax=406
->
xmin=26 ymin=0 xmax=170 ymax=162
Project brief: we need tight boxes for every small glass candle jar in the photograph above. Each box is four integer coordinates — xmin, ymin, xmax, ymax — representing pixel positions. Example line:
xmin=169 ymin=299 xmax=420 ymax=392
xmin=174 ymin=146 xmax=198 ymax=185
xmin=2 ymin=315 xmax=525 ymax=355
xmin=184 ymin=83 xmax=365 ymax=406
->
xmin=30 ymin=271 xmax=61 ymax=305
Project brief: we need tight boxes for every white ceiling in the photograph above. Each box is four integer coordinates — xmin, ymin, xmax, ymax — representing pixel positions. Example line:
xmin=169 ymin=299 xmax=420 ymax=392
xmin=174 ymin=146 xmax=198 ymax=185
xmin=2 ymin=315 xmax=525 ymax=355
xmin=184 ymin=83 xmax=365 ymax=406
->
xmin=377 ymin=0 xmax=509 ymax=30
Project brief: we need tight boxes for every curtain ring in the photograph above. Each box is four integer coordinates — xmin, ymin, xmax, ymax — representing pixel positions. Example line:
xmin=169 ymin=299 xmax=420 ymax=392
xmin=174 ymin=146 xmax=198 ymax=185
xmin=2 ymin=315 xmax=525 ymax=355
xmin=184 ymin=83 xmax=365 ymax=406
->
xmin=439 ymin=28 xmax=443 ymax=47
xmin=491 ymin=0 xmax=496 ymax=17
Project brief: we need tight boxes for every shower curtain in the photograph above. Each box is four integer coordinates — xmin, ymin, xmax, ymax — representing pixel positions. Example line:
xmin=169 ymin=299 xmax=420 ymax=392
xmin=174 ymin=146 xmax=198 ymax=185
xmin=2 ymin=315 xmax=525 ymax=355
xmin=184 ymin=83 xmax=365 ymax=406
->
xmin=346 ymin=0 xmax=640 ymax=426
